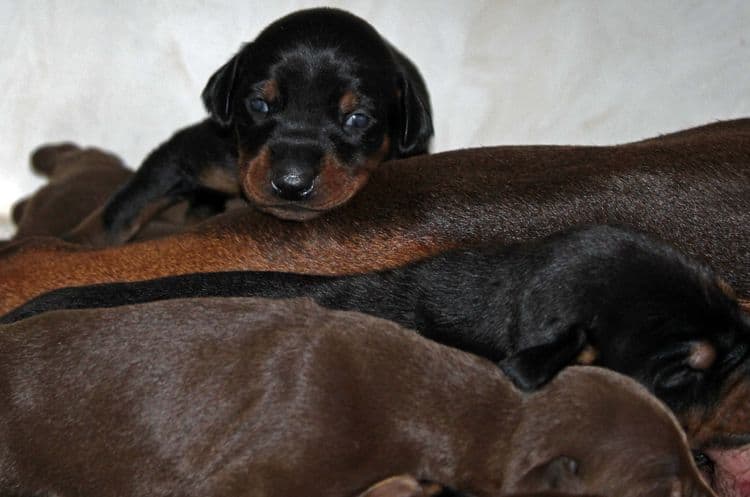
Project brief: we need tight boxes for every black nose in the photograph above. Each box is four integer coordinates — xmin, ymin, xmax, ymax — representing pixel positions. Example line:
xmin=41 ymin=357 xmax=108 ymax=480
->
xmin=271 ymin=165 xmax=316 ymax=201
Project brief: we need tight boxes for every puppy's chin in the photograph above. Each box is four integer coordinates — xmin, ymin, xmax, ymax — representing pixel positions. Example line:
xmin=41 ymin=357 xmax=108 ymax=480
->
xmin=254 ymin=204 xmax=323 ymax=221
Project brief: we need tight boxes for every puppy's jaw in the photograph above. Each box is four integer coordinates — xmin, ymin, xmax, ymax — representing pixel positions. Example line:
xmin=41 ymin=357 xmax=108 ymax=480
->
xmin=238 ymin=136 xmax=389 ymax=221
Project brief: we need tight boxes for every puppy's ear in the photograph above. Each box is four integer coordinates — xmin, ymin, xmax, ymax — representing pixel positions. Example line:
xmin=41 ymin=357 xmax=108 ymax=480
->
xmin=391 ymin=49 xmax=433 ymax=156
xmin=201 ymin=50 xmax=243 ymax=127
xmin=498 ymin=327 xmax=587 ymax=391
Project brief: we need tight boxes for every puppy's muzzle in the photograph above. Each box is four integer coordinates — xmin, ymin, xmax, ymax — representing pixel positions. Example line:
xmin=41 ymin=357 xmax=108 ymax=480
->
xmin=269 ymin=143 xmax=322 ymax=201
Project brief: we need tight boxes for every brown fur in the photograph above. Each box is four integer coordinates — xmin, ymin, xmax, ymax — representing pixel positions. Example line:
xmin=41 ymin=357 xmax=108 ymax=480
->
xmin=261 ymin=78 xmax=279 ymax=101
xmin=1 ymin=119 xmax=748 ymax=312
xmin=11 ymin=143 xmax=133 ymax=239
xmin=340 ymin=90 xmax=360 ymax=114
xmin=0 ymin=297 xmax=714 ymax=497
xmin=197 ymin=163 xmax=242 ymax=195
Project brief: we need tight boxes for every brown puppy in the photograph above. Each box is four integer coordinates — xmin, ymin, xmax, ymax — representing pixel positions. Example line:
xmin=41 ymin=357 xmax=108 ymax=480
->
xmin=11 ymin=143 xmax=132 ymax=239
xmin=10 ymin=143 xmax=229 ymax=242
xmin=0 ymin=297 xmax=714 ymax=497
xmin=1 ymin=118 xmax=748 ymax=312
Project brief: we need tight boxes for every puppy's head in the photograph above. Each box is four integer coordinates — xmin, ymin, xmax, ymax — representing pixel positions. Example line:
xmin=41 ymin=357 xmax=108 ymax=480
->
xmin=499 ymin=227 xmax=750 ymax=496
xmin=499 ymin=228 xmax=750 ymax=415
xmin=508 ymin=367 xmax=715 ymax=497
xmin=593 ymin=272 xmax=750 ymax=420
xmin=202 ymin=8 xmax=433 ymax=220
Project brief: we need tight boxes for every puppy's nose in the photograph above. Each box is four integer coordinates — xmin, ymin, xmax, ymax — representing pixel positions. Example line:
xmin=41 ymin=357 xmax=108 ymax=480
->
xmin=271 ymin=165 xmax=315 ymax=200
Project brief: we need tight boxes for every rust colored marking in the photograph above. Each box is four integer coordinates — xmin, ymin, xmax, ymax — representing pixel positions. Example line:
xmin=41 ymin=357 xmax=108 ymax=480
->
xmin=239 ymin=145 xmax=273 ymax=204
xmin=198 ymin=164 xmax=241 ymax=195
xmin=718 ymin=277 xmax=737 ymax=300
xmin=311 ymin=135 xmax=390 ymax=211
xmin=236 ymin=135 xmax=390 ymax=221
xmin=575 ymin=345 xmax=598 ymax=365
xmin=261 ymin=79 xmax=279 ymax=101
xmin=687 ymin=341 xmax=717 ymax=371
xmin=339 ymin=90 xmax=359 ymax=115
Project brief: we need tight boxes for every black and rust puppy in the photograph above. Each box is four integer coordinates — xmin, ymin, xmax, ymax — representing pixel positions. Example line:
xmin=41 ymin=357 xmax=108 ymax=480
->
xmin=66 ymin=8 xmax=432 ymax=245
xmin=0 ymin=297 xmax=714 ymax=497
xmin=7 ymin=224 xmax=749 ymax=412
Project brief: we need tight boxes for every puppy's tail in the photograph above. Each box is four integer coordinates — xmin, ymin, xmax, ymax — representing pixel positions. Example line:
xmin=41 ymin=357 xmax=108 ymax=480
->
xmin=29 ymin=142 xmax=81 ymax=177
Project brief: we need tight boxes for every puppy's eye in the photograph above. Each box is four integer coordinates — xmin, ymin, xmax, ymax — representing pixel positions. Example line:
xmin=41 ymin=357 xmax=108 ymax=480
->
xmin=246 ymin=98 xmax=270 ymax=116
xmin=343 ymin=113 xmax=370 ymax=130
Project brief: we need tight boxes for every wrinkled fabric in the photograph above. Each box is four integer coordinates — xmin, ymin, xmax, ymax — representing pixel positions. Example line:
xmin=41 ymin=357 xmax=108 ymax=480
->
xmin=708 ymin=446 xmax=750 ymax=497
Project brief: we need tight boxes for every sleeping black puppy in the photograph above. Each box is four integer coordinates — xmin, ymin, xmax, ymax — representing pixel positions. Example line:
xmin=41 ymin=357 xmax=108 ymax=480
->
xmin=65 ymin=8 xmax=433 ymax=246
xmin=6 ymin=225 xmax=749 ymax=416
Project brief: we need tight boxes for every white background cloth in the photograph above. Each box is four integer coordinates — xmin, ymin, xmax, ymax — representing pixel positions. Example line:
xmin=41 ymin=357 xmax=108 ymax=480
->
xmin=1 ymin=0 xmax=749 ymax=237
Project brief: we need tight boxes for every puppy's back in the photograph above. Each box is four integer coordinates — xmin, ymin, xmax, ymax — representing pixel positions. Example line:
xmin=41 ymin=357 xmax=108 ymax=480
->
xmin=0 ymin=297 xmax=517 ymax=497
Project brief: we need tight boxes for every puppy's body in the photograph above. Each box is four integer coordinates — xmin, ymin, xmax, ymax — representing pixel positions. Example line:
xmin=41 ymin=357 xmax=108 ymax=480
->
xmin=2 ymin=119 xmax=747 ymax=312
xmin=0 ymin=297 xmax=713 ymax=497
xmin=66 ymin=8 xmax=432 ymax=245
xmin=12 ymin=224 xmax=750 ymax=486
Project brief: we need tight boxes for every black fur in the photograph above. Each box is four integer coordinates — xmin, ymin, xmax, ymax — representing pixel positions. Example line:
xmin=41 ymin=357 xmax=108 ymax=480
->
xmin=5 ymin=225 xmax=748 ymax=413
xmin=71 ymin=8 xmax=432 ymax=243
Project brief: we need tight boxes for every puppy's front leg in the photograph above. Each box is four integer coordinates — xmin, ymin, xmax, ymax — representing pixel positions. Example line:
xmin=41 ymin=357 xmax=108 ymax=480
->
xmin=64 ymin=120 xmax=237 ymax=246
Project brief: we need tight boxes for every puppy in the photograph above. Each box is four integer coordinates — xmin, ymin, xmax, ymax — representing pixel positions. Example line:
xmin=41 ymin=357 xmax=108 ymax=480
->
xmin=2 ymin=118 xmax=747 ymax=313
xmin=0 ymin=297 xmax=714 ymax=497
xmin=11 ymin=143 xmax=132 ymax=239
xmin=64 ymin=7 xmax=432 ymax=246
xmin=8 ymin=224 xmax=748 ymax=481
